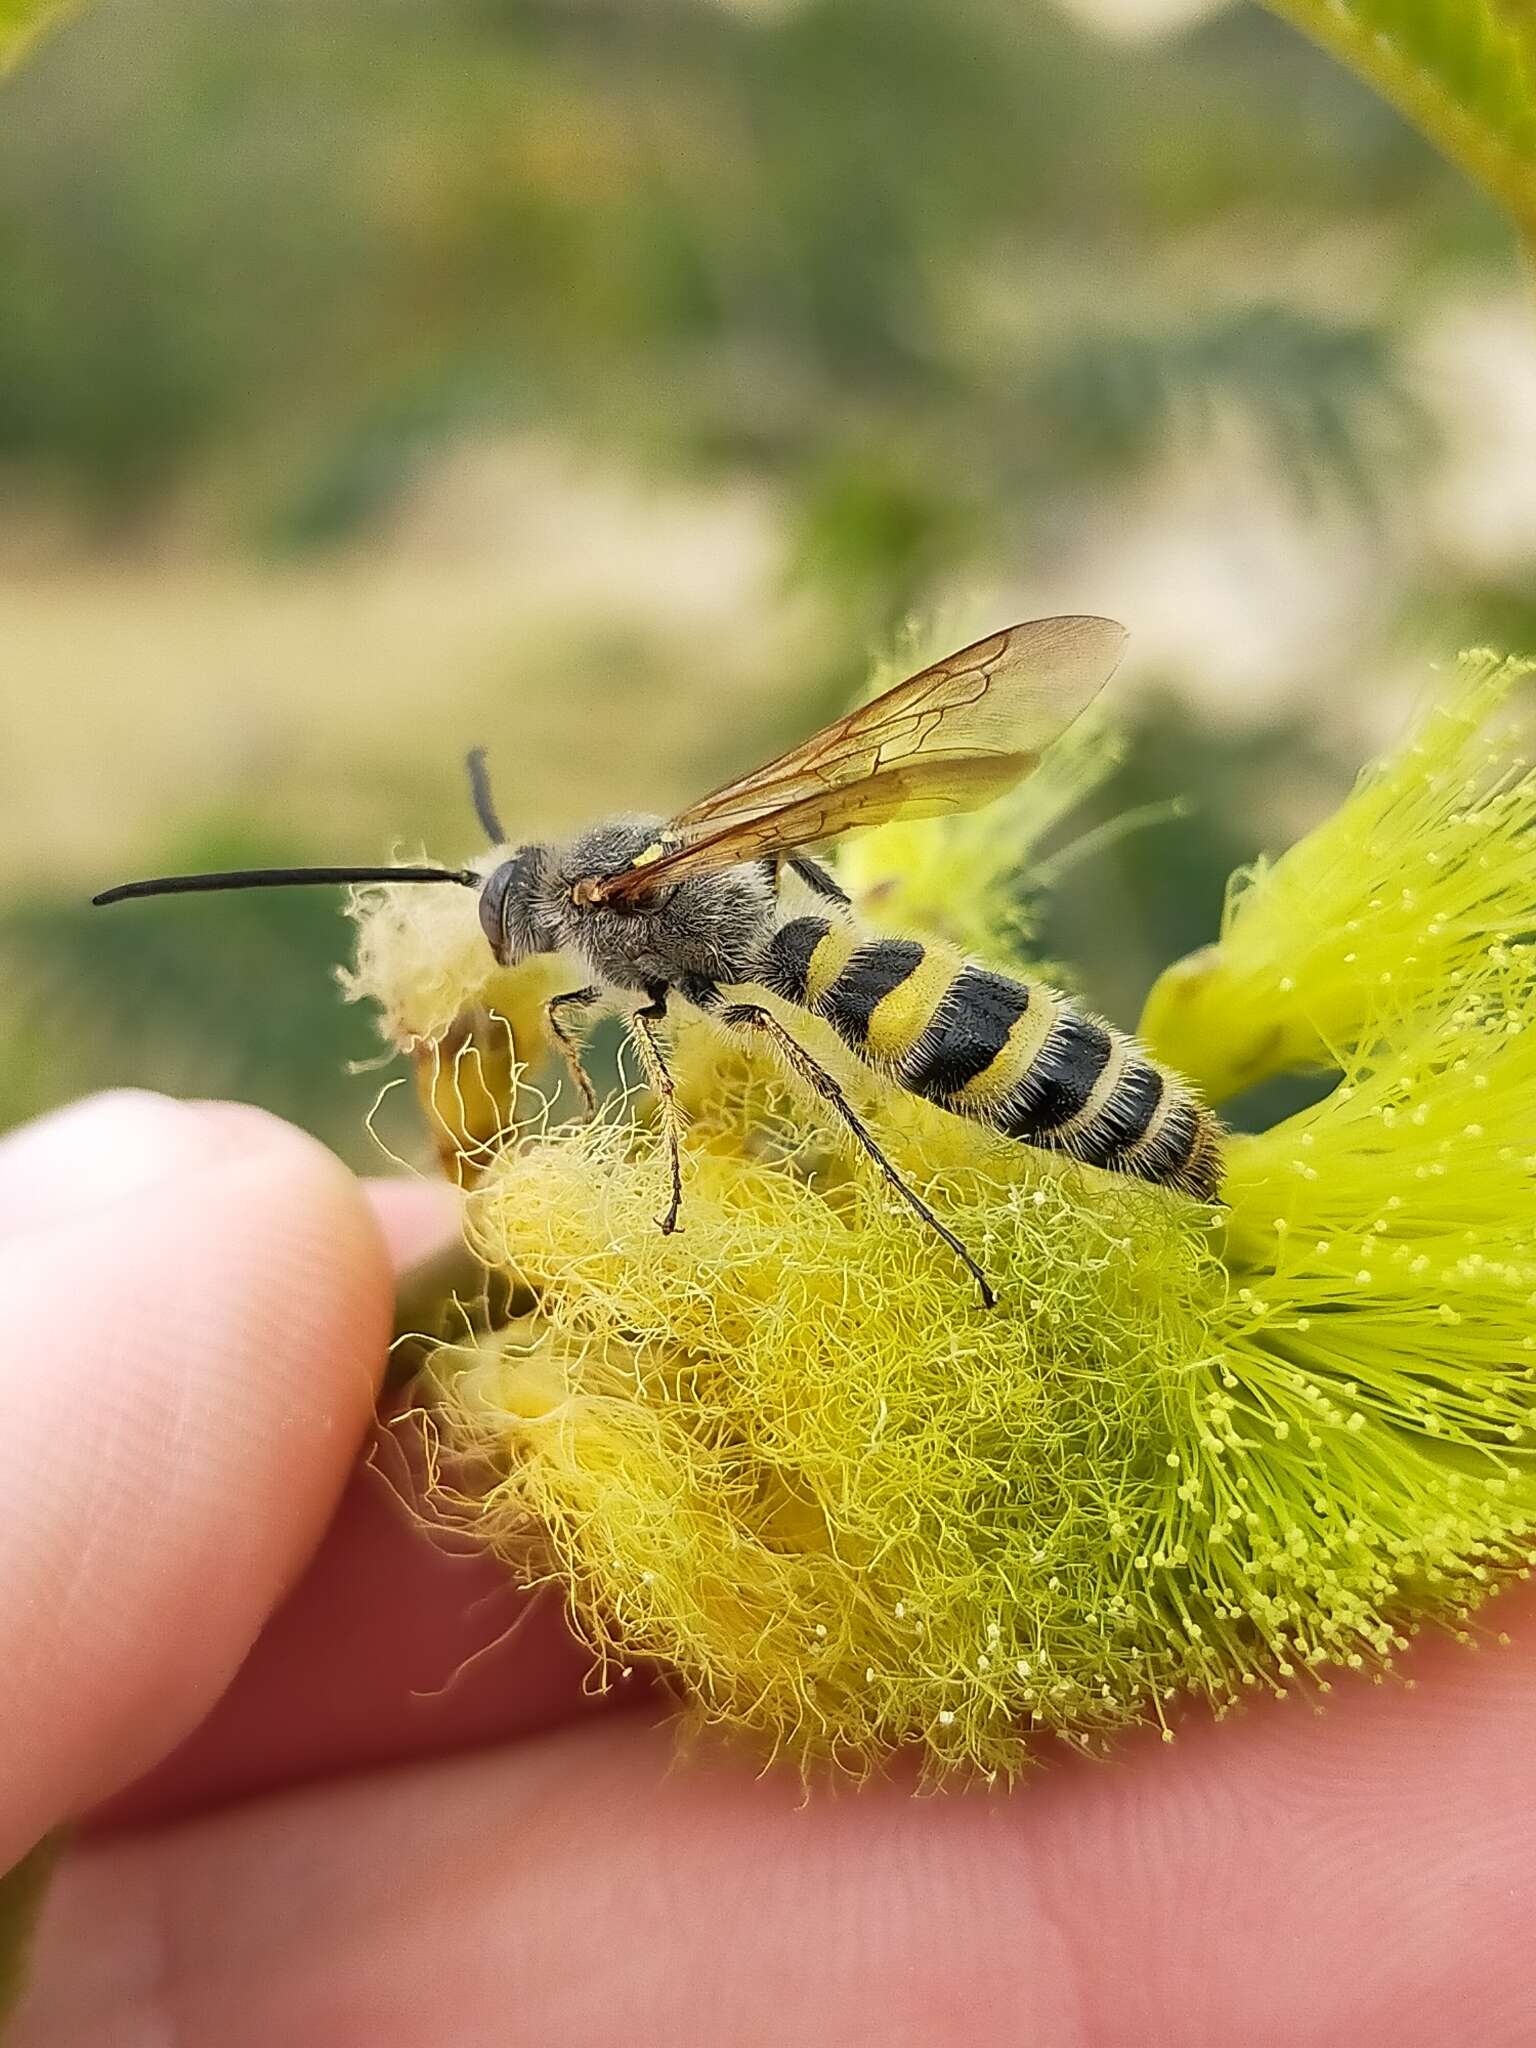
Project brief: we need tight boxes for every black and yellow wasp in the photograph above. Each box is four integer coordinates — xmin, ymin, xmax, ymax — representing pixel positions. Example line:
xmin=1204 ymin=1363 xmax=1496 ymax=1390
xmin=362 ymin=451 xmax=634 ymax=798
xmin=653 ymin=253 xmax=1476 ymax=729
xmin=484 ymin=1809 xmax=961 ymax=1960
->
xmin=96 ymin=616 xmax=1221 ymax=1305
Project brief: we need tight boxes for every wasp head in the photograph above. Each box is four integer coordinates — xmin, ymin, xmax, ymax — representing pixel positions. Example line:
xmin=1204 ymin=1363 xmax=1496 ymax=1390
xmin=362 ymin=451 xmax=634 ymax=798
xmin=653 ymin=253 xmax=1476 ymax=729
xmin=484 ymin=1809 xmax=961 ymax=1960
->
xmin=478 ymin=845 xmax=561 ymax=966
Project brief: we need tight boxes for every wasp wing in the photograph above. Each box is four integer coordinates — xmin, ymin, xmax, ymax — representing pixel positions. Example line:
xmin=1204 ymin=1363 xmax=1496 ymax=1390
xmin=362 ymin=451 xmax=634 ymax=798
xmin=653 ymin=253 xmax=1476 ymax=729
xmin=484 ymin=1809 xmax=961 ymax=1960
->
xmin=594 ymin=615 xmax=1126 ymax=904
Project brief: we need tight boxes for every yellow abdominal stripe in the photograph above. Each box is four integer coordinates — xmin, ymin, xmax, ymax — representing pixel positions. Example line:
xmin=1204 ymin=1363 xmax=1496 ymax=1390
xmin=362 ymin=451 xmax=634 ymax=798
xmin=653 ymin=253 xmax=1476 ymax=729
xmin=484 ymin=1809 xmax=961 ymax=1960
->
xmin=1057 ymin=1031 xmax=1130 ymax=1140
xmin=1126 ymin=1063 xmax=1179 ymax=1157
xmin=953 ymin=984 xmax=1058 ymax=1109
xmin=798 ymin=922 xmax=859 ymax=1005
xmin=859 ymin=943 xmax=962 ymax=1064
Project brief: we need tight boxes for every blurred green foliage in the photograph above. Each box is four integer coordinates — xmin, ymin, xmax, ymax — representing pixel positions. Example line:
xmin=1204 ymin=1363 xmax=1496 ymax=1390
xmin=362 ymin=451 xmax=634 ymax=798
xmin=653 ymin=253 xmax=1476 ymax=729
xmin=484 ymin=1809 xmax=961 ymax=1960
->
xmin=0 ymin=830 xmax=416 ymax=1166
xmin=0 ymin=0 xmax=1532 ymax=1159
xmin=0 ymin=0 xmax=1468 ymax=561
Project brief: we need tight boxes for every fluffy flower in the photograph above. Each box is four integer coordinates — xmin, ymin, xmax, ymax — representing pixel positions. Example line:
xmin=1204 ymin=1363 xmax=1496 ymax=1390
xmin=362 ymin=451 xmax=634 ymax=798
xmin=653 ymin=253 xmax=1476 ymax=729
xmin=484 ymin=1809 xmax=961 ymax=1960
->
xmin=357 ymin=650 xmax=1536 ymax=1779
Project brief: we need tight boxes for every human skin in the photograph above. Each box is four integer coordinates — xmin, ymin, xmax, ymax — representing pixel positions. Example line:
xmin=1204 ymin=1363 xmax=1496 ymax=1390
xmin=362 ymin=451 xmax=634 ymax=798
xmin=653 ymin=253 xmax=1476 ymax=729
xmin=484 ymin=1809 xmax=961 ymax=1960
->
xmin=3 ymin=1091 xmax=1535 ymax=2047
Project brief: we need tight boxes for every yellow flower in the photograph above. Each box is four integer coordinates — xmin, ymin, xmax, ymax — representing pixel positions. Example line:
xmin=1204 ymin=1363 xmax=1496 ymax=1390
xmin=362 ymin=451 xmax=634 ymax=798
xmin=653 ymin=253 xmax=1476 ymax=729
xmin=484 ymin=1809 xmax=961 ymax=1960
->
xmin=354 ymin=649 xmax=1536 ymax=1780
xmin=1141 ymin=652 xmax=1536 ymax=1097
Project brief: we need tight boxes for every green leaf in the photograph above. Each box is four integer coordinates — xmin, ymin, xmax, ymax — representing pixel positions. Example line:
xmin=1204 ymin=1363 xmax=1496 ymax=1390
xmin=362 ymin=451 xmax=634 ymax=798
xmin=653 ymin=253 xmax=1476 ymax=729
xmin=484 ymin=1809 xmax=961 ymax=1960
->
xmin=1264 ymin=0 xmax=1536 ymax=232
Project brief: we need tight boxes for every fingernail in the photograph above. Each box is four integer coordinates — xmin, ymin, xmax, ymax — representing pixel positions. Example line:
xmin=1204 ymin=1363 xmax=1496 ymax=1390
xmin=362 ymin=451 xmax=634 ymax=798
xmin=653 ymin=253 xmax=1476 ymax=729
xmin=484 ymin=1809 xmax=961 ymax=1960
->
xmin=0 ymin=1091 xmax=263 ymax=1239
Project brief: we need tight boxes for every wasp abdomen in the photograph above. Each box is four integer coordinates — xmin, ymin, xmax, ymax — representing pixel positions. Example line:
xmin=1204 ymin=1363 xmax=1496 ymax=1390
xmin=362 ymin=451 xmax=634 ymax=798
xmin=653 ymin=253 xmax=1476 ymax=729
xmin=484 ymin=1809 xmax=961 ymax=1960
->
xmin=902 ymin=966 xmax=1033 ymax=1099
xmin=758 ymin=915 xmax=1220 ymax=1201
xmin=1000 ymin=1012 xmax=1114 ymax=1136
xmin=816 ymin=937 xmax=928 ymax=1046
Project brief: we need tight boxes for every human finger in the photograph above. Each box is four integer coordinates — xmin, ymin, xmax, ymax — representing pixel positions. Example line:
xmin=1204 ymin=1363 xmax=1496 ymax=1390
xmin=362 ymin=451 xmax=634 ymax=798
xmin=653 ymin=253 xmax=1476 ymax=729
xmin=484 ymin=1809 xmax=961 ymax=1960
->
xmin=0 ymin=1094 xmax=395 ymax=1866
xmin=96 ymin=1170 xmax=624 ymax=1829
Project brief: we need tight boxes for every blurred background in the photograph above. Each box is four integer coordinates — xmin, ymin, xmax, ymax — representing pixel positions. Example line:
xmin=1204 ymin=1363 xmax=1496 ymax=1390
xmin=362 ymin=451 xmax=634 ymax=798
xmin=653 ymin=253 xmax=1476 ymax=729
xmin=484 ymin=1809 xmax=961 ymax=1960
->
xmin=2 ymin=0 xmax=1533 ymax=1164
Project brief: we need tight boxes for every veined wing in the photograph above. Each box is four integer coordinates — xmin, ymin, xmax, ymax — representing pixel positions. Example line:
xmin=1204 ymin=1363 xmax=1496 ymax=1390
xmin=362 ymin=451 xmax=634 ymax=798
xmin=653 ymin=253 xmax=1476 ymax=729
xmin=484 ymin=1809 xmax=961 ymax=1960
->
xmin=591 ymin=615 xmax=1126 ymax=905
xmin=677 ymin=615 xmax=1124 ymax=830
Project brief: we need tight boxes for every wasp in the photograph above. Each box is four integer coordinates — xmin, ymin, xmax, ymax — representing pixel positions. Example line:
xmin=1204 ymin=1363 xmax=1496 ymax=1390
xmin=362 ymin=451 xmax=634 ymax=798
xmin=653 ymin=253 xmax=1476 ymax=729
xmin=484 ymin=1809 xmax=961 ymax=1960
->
xmin=95 ymin=616 xmax=1221 ymax=1305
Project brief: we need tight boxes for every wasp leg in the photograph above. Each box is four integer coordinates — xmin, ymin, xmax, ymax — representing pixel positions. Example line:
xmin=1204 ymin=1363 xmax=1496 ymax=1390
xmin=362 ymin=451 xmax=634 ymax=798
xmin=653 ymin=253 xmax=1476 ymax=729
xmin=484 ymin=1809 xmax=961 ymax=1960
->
xmin=630 ymin=985 xmax=685 ymax=1235
xmin=718 ymin=1001 xmax=997 ymax=1310
xmin=677 ymin=972 xmax=722 ymax=1012
xmin=545 ymin=985 xmax=602 ymax=1120
xmin=786 ymin=853 xmax=851 ymax=907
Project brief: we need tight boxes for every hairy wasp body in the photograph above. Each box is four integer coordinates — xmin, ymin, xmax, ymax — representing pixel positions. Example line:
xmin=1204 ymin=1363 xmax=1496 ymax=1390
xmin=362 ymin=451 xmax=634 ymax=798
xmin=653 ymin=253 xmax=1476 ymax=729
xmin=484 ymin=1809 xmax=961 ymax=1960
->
xmin=95 ymin=614 xmax=1223 ymax=1304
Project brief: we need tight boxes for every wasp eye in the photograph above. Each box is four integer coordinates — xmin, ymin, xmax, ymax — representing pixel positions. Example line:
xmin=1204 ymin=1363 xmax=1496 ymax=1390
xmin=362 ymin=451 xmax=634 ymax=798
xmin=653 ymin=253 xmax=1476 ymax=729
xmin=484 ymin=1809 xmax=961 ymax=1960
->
xmin=478 ymin=867 xmax=511 ymax=961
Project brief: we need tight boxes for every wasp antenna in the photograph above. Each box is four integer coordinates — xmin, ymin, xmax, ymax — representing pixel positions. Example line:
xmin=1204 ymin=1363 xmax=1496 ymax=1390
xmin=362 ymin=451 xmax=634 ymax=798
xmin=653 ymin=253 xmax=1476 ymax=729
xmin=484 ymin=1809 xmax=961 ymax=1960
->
xmin=466 ymin=747 xmax=506 ymax=845
xmin=91 ymin=864 xmax=483 ymax=908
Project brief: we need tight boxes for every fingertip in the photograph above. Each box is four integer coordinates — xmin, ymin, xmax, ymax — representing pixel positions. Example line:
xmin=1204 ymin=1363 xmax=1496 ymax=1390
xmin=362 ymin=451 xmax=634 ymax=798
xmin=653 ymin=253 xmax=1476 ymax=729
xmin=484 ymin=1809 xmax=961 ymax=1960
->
xmin=0 ymin=1089 xmax=255 ymax=1239
xmin=0 ymin=1096 xmax=395 ymax=1862
xmin=362 ymin=1174 xmax=463 ymax=1272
